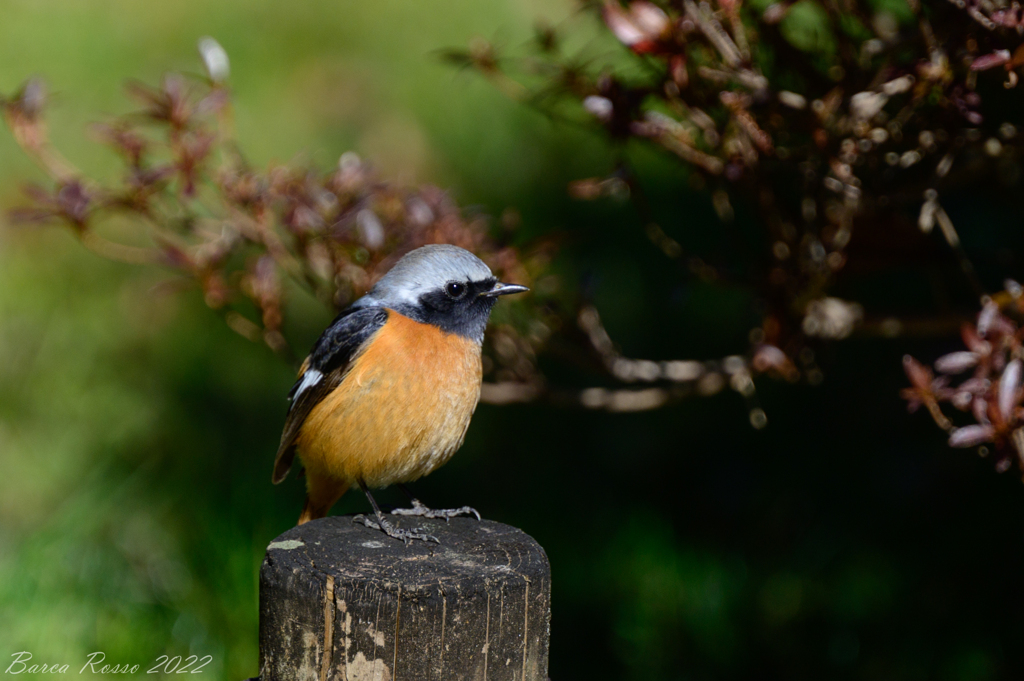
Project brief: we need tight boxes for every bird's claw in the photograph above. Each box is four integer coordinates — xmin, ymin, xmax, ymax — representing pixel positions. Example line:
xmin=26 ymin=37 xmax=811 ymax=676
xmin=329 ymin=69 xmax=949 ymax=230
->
xmin=353 ymin=513 xmax=439 ymax=544
xmin=391 ymin=499 xmax=481 ymax=522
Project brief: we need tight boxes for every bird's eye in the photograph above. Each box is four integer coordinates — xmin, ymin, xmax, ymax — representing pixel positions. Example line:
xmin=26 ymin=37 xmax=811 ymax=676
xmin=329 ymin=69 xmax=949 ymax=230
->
xmin=445 ymin=281 xmax=467 ymax=299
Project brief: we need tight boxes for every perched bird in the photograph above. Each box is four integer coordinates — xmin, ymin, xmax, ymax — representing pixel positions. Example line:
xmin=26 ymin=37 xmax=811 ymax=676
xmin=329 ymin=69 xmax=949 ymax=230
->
xmin=273 ymin=244 xmax=528 ymax=542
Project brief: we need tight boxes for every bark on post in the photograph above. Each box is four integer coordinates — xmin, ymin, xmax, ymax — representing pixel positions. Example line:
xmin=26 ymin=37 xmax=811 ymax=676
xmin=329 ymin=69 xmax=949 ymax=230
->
xmin=258 ymin=515 xmax=551 ymax=681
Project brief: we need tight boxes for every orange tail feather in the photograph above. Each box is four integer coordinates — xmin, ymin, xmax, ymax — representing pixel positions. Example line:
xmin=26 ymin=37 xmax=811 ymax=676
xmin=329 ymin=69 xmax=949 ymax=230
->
xmin=296 ymin=479 xmax=350 ymax=525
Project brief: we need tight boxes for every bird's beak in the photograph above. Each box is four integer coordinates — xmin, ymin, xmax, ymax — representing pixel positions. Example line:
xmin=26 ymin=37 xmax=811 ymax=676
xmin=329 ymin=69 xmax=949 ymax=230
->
xmin=481 ymin=281 xmax=529 ymax=298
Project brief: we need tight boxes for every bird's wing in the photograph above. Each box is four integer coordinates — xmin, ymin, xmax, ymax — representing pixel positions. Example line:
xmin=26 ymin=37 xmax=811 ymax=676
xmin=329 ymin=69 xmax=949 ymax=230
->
xmin=272 ymin=306 xmax=390 ymax=483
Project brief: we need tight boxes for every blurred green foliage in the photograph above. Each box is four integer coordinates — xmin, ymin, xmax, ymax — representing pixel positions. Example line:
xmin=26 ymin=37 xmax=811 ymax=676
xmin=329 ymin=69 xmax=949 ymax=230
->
xmin=780 ymin=1 xmax=838 ymax=58
xmin=2 ymin=1 xmax=1024 ymax=680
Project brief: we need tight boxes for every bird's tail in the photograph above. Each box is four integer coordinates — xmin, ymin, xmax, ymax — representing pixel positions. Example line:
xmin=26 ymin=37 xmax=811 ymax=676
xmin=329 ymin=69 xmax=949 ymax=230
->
xmin=296 ymin=498 xmax=320 ymax=525
xmin=296 ymin=479 xmax=351 ymax=525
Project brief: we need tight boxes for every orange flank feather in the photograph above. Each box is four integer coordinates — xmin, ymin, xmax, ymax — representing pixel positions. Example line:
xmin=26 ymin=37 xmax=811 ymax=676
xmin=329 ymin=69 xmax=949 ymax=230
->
xmin=294 ymin=310 xmax=483 ymax=524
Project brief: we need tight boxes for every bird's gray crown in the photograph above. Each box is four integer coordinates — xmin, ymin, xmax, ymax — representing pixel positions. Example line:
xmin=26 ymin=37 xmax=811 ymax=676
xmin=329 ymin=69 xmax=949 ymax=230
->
xmin=355 ymin=244 xmax=494 ymax=308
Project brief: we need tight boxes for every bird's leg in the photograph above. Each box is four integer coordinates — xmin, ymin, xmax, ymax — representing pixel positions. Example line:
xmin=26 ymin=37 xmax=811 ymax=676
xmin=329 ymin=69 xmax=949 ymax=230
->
xmin=352 ymin=481 xmax=439 ymax=543
xmin=390 ymin=484 xmax=482 ymax=522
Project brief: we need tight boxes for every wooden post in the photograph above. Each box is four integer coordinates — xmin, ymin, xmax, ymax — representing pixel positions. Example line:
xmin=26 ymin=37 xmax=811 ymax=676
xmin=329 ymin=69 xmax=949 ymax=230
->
xmin=258 ymin=515 xmax=551 ymax=681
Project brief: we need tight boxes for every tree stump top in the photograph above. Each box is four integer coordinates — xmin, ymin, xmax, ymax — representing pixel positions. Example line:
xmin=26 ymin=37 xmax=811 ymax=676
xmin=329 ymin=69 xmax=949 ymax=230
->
xmin=259 ymin=515 xmax=551 ymax=681
xmin=265 ymin=516 xmax=547 ymax=595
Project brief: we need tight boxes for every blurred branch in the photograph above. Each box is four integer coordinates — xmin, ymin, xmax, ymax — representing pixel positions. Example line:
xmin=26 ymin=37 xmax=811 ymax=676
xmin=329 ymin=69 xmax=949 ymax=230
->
xmin=2 ymin=79 xmax=81 ymax=182
xmin=1 ymin=42 xmax=545 ymax=372
xmin=444 ymin=0 xmax=1024 ymax=427
xmin=904 ymin=281 xmax=1024 ymax=478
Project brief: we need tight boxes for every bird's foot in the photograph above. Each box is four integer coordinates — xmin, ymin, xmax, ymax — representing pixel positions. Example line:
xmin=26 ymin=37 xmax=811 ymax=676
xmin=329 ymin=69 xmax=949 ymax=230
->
xmin=390 ymin=499 xmax=481 ymax=522
xmin=352 ymin=513 xmax=439 ymax=544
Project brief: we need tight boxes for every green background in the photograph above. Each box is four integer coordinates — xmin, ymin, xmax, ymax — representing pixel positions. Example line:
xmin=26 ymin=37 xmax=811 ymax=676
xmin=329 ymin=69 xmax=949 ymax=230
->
xmin=2 ymin=1 xmax=1023 ymax=679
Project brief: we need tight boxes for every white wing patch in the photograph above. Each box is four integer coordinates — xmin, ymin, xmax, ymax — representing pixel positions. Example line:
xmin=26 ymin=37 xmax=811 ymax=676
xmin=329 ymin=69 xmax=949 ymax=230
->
xmin=292 ymin=368 xmax=323 ymax=401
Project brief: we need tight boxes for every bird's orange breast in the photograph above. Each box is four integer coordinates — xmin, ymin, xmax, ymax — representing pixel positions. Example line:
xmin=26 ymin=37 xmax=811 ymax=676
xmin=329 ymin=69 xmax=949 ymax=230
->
xmin=294 ymin=310 xmax=483 ymax=488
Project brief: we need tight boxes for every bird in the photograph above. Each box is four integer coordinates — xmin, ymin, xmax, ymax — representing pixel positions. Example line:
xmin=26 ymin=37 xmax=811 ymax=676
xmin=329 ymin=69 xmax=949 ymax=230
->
xmin=272 ymin=244 xmax=528 ymax=542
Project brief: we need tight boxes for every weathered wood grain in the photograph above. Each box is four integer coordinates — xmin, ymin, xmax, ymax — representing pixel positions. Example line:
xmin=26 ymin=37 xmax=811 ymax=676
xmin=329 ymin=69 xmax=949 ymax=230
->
xmin=258 ymin=515 xmax=550 ymax=681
